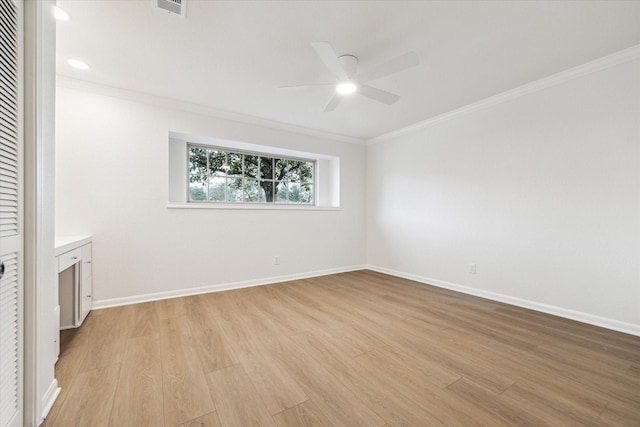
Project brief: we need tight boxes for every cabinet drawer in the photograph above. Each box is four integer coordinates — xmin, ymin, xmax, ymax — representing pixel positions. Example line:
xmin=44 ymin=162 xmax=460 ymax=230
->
xmin=58 ymin=248 xmax=82 ymax=272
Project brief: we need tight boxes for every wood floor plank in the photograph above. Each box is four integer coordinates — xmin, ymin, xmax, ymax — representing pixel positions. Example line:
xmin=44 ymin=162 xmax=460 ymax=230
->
xmin=155 ymin=296 xmax=189 ymax=319
xmin=161 ymin=330 xmax=216 ymax=426
xmin=78 ymin=306 xmax=132 ymax=373
xmin=160 ymin=314 xmax=192 ymax=337
xmin=237 ymin=285 xmax=311 ymax=336
xmin=530 ymin=343 xmax=634 ymax=381
xmin=446 ymin=378 xmax=549 ymax=427
xmin=497 ymin=304 xmax=640 ymax=349
xmin=379 ymin=324 xmax=516 ymax=394
xmin=441 ymin=323 xmax=637 ymax=411
xmin=272 ymin=334 xmax=386 ymax=427
xmin=273 ymin=400 xmax=333 ymax=427
xmin=494 ymin=306 xmax=640 ymax=363
xmin=354 ymin=349 xmax=505 ymax=427
xmin=42 ymin=320 xmax=98 ymax=426
xmin=501 ymin=376 xmax=607 ymax=420
xmin=286 ymin=331 xmax=424 ymax=427
xmin=206 ymin=364 xmax=277 ymax=427
xmin=369 ymin=344 xmax=461 ymax=389
xmin=185 ymin=295 xmax=239 ymax=372
xmin=192 ymin=326 xmax=238 ymax=373
xmin=598 ymin=401 xmax=640 ymax=426
xmin=524 ymin=349 xmax=640 ymax=408
xmin=453 ymin=302 xmax=637 ymax=372
xmin=109 ymin=335 xmax=164 ymax=427
xmin=312 ymin=323 xmax=380 ymax=357
xmin=500 ymin=382 xmax=603 ymax=427
xmin=264 ymin=284 xmax=343 ymax=332
xmin=48 ymin=364 xmax=121 ymax=427
xmin=176 ymin=411 xmax=222 ymax=427
xmin=211 ymin=292 xmax=309 ymax=415
xmin=59 ymin=312 xmax=98 ymax=351
xmin=249 ymin=283 xmax=384 ymax=358
xmin=293 ymin=330 xmax=500 ymax=427
xmin=628 ymin=364 xmax=640 ymax=379
xmin=127 ymin=301 xmax=161 ymax=339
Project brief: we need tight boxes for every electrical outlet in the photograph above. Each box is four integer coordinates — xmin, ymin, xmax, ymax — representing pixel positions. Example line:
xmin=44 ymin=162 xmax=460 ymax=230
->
xmin=469 ymin=263 xmax=477 ymax=274
xmin=274 ymin=256 xmax=280 ymax=265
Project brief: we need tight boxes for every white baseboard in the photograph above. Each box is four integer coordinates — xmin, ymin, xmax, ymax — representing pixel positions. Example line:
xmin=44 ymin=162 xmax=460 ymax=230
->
xmin=367 ymin=265 xmax=640 ymax=337
xmin=41 ymin=379 xmax=61 ymax=420
xmin=92 ymin=265 xmax=367 ymax=309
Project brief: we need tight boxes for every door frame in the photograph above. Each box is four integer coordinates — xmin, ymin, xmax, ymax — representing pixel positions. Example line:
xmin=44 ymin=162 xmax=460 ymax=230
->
xmin=22 ymin=0 xmax=59 ymax=425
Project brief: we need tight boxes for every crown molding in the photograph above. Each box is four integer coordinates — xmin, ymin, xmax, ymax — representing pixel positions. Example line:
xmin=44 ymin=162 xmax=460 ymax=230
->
xmin=55 ymin=75 xmax=366 ymax=146
xmin=367 ymin=44 xmax=640 ymax=145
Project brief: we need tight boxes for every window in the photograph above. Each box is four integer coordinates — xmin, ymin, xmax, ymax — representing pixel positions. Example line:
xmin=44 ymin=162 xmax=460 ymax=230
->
xmin=188 ymin=145 xmax=315 ymax=204
xmin=168 ymin=133 xmax=340 ymax=209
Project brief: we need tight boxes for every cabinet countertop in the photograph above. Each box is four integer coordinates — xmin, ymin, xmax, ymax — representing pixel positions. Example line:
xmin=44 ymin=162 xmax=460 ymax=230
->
xmin=55 ymin=236 xmax=92 ymax=256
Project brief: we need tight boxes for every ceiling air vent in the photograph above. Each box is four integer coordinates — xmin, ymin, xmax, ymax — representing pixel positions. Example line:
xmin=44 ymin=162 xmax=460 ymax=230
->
xmin=154 ymin=0 xmax=186 ymax=18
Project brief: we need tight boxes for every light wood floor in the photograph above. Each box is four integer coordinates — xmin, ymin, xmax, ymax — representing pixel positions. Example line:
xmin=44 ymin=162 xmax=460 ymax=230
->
xmin=43 ymin=270 xmax=640 ymax=427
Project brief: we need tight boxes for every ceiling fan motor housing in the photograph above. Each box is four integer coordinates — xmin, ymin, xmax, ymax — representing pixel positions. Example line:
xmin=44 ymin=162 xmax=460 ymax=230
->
xmin=338 ymin=55 xmax=358 ymax=79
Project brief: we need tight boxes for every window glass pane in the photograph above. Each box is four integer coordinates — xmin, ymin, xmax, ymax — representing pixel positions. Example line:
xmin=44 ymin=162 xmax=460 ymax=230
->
xmin=208 ymin=150 xmax=226 ymax=175
xmin=227 ymin=177 xmax=243 ymax=202
xmin=275 ymin=158 xmax=288 ymax=180
xmin=300 ymin=183 xmax=313 ymax=204
xmin=244 ymin=155 xmax=259 ymax=179
xmin=260 ymin=180 xmax=275 ymax=203
xmin=276 ymin=182 xmax=288 ymax=203
xmin=189 ymin=174 xmax=207 ymax=201
xmin=228 ymin=152 xmax=243 ymax=176
xmin=208 ymin=176 xmax=226 ymax=202
xmin=288 ymin=182 xmax=301 ymax=203
xmin=189 ymin=148 xmax=208 ymax=175
xmin=244 ymin=179 xmax=265 ymax=202
xmin=260 ymin=157 xmax=274 ymax=180
xmin=285 ymin=160 xmax=302 ymax=182
xmin=301 ymin=162 xmax=314 ymax=183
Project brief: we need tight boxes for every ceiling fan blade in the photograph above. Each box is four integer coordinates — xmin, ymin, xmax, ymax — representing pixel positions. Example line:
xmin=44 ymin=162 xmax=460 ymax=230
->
xmin=324 ymin=95 xmax=342 ymax=112
xmin=311 ymin=42 xmax=349 ymax=81
xmin=355 ymin=51 xmax=419 ymax=83
xmin=278 ymin=83 xmax=334 ymax=91
xmin=358 ymin=84 xmax=400 ymax=105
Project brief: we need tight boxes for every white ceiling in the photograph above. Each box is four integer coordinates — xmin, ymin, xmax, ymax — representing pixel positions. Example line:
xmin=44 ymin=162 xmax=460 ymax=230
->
xmin=56 ymin=1 xmax=640 ymax=141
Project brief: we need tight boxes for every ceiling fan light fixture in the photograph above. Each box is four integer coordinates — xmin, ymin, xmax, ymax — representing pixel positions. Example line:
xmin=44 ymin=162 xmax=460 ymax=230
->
xmin=336 ymin=82 xmax=357 ymax=95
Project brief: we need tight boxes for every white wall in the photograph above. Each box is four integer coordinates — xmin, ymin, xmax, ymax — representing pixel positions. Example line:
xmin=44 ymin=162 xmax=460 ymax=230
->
xmin=55 ymin=81 xmax=366 ymax=306
xmin=367 ymin=56 xmax=640 ymax=334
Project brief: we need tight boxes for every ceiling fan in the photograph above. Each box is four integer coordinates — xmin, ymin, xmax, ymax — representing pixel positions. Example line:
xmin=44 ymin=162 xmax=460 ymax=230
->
xmin=280 ymin=42 xmax=420 ymax=112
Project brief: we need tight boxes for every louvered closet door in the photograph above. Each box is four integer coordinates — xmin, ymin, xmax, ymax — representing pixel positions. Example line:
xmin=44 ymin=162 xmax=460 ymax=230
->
xmin=0 ymin=0 xmax=23 ymax=427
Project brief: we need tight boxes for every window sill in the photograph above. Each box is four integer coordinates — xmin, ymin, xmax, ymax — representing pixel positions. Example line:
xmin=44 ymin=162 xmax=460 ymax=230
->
xmin=166 ymin=202 xmax=340 ymax=211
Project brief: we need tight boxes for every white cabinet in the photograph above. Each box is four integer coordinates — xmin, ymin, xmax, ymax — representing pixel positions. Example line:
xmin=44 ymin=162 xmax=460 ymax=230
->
xmin=55 ymin=237 xmax=93 ymax=349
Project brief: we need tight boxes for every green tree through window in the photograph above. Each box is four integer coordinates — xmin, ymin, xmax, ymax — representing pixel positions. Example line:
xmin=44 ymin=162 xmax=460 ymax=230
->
xmin=188 ymin=145 xmax=314 ymax=204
